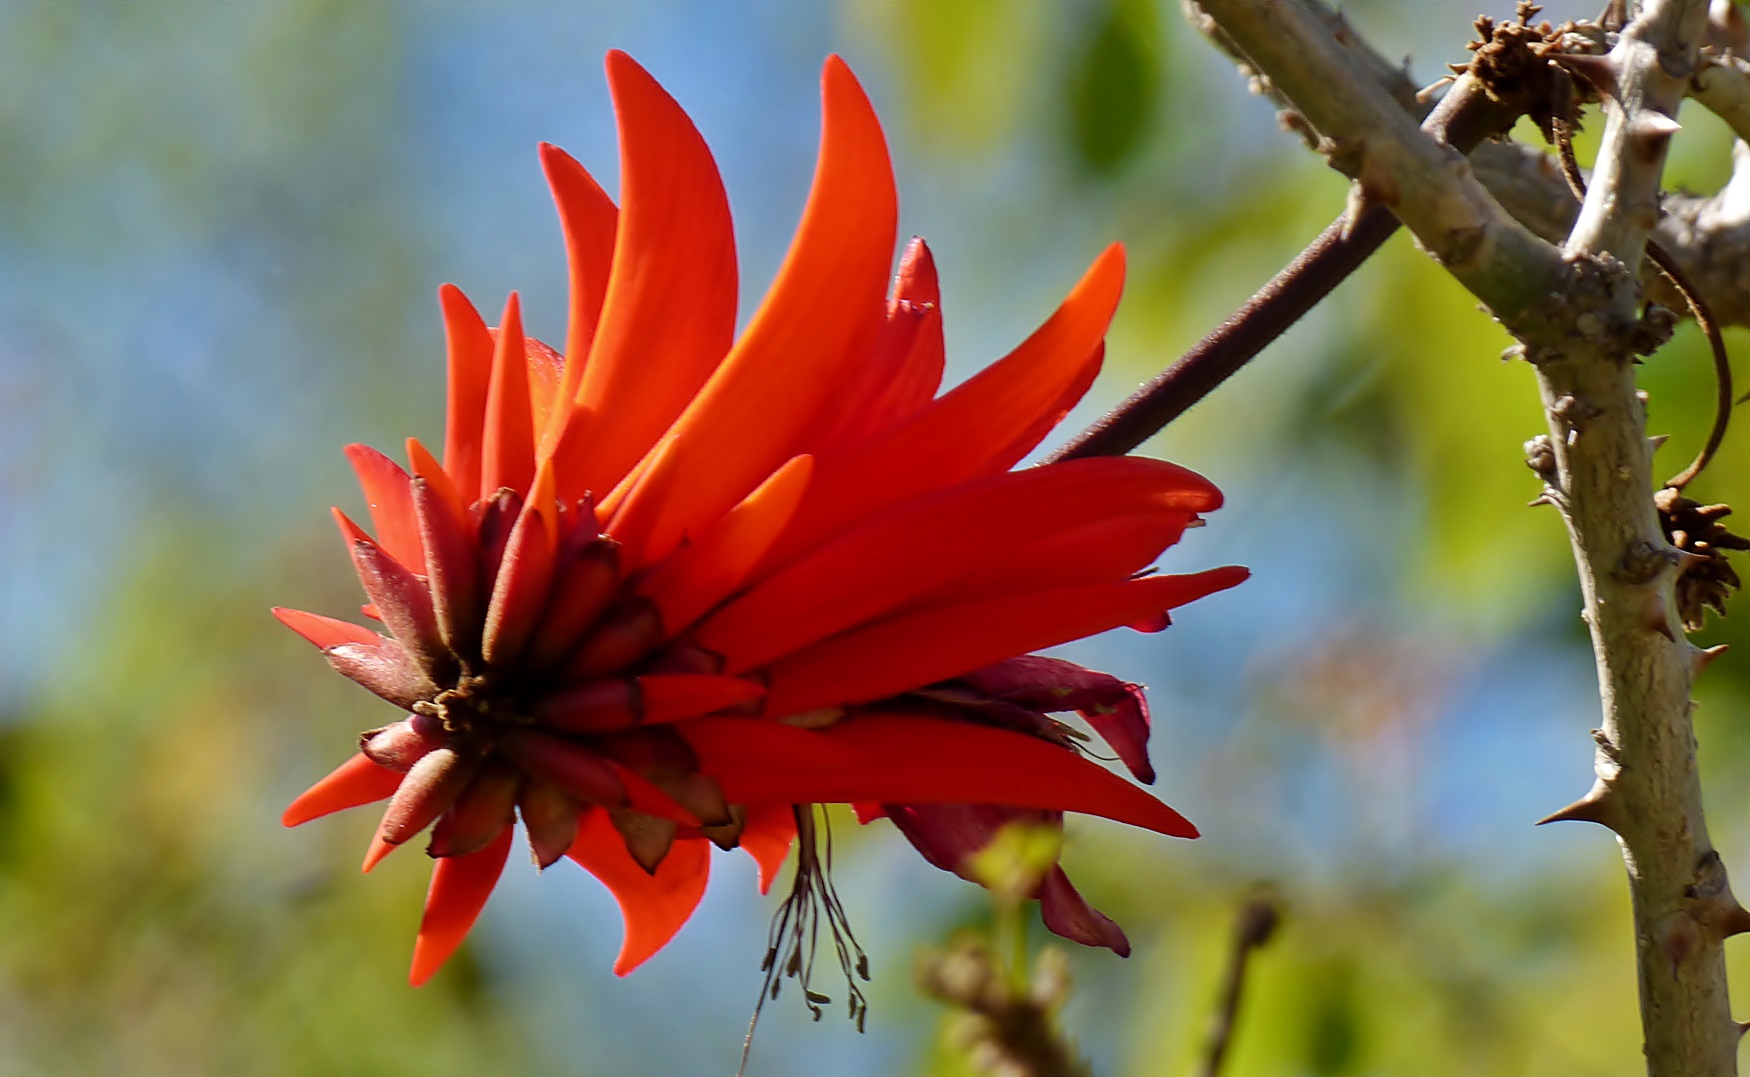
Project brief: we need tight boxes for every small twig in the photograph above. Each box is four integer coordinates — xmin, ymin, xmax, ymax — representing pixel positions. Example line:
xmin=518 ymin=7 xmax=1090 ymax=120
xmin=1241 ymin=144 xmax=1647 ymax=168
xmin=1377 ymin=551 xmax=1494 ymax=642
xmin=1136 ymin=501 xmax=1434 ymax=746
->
xmin=1051 ymin=66 xmax=1524 ymax=462
xmin=1193 ymin=894 xmax=1282 ymax=1077
xmin=1549 ymin=67 xmax=1734 ymax=490
xmin=1653 ymin=246 xmax=1732 ymax=489
xmin=1049 ymin=206 xmax=1397 ymax=461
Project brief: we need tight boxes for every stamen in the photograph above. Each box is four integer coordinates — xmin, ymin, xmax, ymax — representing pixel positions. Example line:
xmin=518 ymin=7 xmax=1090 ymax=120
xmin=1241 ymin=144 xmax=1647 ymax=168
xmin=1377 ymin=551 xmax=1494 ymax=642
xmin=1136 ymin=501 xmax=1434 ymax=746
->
xmin=738 ymin=805 xmax=871 ymax=1076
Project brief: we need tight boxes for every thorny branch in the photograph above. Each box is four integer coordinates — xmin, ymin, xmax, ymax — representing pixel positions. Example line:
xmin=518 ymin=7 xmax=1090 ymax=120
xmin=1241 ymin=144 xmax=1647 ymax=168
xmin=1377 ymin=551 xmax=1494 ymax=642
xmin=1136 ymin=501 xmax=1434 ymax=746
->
xmin=1176 ymin=0 xmax=1748 ymax=1073
xmin=1058 ymin=0 xmax=1750 ymax=461
xmin=1051 ymin=20 xmax=1534 ymax=461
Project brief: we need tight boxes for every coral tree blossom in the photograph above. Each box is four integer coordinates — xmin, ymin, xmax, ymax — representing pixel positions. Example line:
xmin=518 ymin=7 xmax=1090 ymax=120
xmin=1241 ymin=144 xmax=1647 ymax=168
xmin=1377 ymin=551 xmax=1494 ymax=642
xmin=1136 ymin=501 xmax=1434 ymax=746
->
xmin=276 ymin=50 xmax=1246 ymax=994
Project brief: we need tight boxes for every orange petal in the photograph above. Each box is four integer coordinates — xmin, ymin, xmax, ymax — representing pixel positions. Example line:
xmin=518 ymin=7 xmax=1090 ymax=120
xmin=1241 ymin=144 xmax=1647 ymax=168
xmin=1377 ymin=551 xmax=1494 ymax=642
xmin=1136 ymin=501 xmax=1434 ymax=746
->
xmin=761 ymin=246 xmax=1123 ymax=572
xmin=633 ymin=56 xmax=898 ymax=564
xmin=602 ymin=434 xmax=683 ymax=572
xmin=567 ymin=808 xmax=710 ymax=975
xmin=282 ymin=752 xmax=403 ymax=827
xmin=812 ymin=237 xmax=946 ymax=454
xmin=637 ymin=454 xmax=813 ymax=635
xmin=409 ymin=823 xmax=515 ymax=986
xmin=271 ymin=607 xmax=380 ymax=650
xmin=538 ymin=141 xmax=619 ymax=453
xmin=481 ymin=293 xmax=534 ymax=500
xmin=523 ymin=337 xmax=566 ymax=439
xmin=760 ymin=567 xmax=1251 ymax=717
xmin=407 ymin=436 xmax=470 ymax=526
xmin=556 ymin=51 xmax=738 ymax=499
xmin=737 ymin=802 xmax=796 ymax=895
xmin=920 ymin=507 xmax=1197 ymax=607
xmin=361 ymin=831 xmax=397 ymax=873
xmin=695 ymin=457 xmax=1222 ymax=674
xmin=545 ymin=401 xmax=600 ymax=504
xmin=439 ymin=284 xmax=494 ymax=499
xmin=679 ymin=714 xmax=1196 ymax=838
xmin=344 ymin=444 xmax=425 ymax=572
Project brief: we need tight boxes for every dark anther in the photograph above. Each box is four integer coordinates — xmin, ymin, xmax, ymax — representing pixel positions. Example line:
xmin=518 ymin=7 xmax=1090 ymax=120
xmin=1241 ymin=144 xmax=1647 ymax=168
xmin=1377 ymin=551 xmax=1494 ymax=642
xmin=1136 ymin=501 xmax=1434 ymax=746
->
xmin=738 ymin=806 xmax=871 ymax=1077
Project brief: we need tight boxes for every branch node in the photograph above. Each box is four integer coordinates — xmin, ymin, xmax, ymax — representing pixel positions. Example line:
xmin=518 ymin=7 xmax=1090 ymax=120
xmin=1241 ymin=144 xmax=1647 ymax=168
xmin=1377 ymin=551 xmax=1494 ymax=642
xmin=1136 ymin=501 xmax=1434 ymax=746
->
xmin=1615 ymin=537 xmax=1687 ymax=584
xmin=1684 ymin=850 xmax=1750 ymax=939
xmin=1642 ymin=588 xmax=1680 ymax=641
xmin=1524 ymin=434 xmax=1558 ymax=480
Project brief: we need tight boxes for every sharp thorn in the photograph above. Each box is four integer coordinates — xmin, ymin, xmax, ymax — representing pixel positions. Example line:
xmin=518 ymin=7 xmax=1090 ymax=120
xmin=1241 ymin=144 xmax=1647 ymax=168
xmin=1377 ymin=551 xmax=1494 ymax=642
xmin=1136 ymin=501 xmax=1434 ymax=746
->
xmin=1536 ymin=785 xmax=1617 ymax=827
xmin=1629 ymin=111 xmax=1683 ymax=139
xmin=1722 ymin=903 xmax=1750 ymax=938
xmin=1641 ymin=590 xmax=1679 ymax=641
xmin=1693 ymin=643 xmax=1729 ymax=675
xmin=1737 ymin=1019 xmax=1750 ymax=1041
xmin=1649 ymin=434 xmax=1670 ymax=452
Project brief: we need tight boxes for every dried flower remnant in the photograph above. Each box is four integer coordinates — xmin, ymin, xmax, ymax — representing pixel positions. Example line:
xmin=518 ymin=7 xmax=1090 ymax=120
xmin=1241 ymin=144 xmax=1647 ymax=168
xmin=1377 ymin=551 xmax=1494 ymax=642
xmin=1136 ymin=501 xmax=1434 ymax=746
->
xmin=1656 ymin=486 xmax=1749 ymax=630
xmin=275 ymin=51 xmax=1245 ymax=1005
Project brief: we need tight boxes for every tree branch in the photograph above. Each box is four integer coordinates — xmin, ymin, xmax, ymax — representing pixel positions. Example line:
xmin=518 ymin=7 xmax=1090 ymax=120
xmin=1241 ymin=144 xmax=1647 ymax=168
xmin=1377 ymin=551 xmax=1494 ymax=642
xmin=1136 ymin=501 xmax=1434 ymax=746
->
xmin=1194 ymin=0 xmax=1744 ymax=1073
xmin=1472 ymin=127 xmax=1750 ymax=326
xmin=1057 ymin=0 xmax=1750 ymax=462
xmin=1194 ymin=0 xmax=1570 ymax=333
xmin=1053 ymin=8 xmax=1528 ymax=461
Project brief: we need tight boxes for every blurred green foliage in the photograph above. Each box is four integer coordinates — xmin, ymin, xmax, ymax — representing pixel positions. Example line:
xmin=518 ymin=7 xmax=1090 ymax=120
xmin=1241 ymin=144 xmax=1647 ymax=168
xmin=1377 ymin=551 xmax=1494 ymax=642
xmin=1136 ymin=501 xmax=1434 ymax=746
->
xmin=10 ymin=0 xmax=1750 ymax=1075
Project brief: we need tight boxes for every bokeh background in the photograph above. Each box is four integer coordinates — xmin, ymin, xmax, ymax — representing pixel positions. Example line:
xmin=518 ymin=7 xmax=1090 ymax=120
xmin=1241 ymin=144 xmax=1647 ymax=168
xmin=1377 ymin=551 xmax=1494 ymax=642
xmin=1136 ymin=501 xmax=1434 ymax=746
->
xmin=5 ymin=1 xmax=1750 ymax=1074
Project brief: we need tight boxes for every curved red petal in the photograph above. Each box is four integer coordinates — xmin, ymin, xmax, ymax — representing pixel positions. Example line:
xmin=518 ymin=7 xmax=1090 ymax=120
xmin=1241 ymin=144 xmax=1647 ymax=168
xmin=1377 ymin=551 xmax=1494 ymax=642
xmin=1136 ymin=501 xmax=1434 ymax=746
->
xmin=438 ymin=284 xmax=494 ymax=499
xmin=1038 ymin=865 xmax=1130 ymax=955
xmin=637 ymin=454 xmax=813 ymax=635
xmin=601 ymin=435 xmax=685 ymax=572
xmin=760 ymin=568 xmax=1249 ymax=717
xmin=282 ymin=752 xmax=403 ymax=827
xmin=566 ymin=808 xmax=711 ymax=975
xmin=634 ymin=56 xmax=898 ymax=564
xmin=272 ymin=607 xmax=380 ymax=651
xmin=637 ymin=673 xmax=767 ymax=723
xmin=695 ymin=457 xmax=1219 ymax=673
xmin=812 ymin=237 xmax=946 ymax=453
xmin=757 ymin=245 xmax=1124 ymax=572
xmin=679 ymin=714 xmax=1196 ymax=837
xmin=538 ymin=142 xmax=619 ymax=453
xmin=481 ymin=293 xmax=534 ymax=499
xmin=344 ymin=444 xmax=425 ymax=573
xmin=737 ymin=801 xmax=797 ymax=895
xmin=558 ymin=52 xmax=738 ymax=499
xmin=409 ymin=822 xmax=515 ymax=986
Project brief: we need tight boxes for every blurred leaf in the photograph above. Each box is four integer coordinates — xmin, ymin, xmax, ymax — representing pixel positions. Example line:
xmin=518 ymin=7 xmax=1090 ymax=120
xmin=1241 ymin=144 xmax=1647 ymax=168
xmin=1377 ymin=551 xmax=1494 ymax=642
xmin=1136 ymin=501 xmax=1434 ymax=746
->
xmin=1063 ymin=0 xmax=1160 ymax=177
xmin=969 ymin=822 xmax=1063 ymax=899
xmin=845 ymin=0 xmax=1048 ymax=156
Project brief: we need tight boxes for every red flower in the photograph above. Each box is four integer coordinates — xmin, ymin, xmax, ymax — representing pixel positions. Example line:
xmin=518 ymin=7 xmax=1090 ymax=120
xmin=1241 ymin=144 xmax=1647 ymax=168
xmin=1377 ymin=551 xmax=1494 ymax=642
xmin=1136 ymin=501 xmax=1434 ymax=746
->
xmin=276 ymin=51 xmax=1245 ymax=993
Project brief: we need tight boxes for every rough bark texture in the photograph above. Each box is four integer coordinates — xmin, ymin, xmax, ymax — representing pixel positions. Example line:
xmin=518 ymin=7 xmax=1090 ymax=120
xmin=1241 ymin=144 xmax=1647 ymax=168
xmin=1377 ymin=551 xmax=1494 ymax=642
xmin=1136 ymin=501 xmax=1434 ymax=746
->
xmin=1537 ymin=3 xmax=1737 ymax=1072
xmin=1191 ymin=0 xmax=1740 ymax=1072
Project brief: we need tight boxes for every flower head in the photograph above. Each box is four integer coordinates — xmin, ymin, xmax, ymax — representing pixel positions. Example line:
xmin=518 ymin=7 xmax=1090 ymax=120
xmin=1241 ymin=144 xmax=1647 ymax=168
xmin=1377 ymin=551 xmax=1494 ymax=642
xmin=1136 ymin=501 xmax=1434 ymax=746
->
xmin=276 ymin=51 xmax=1245 ymax=993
